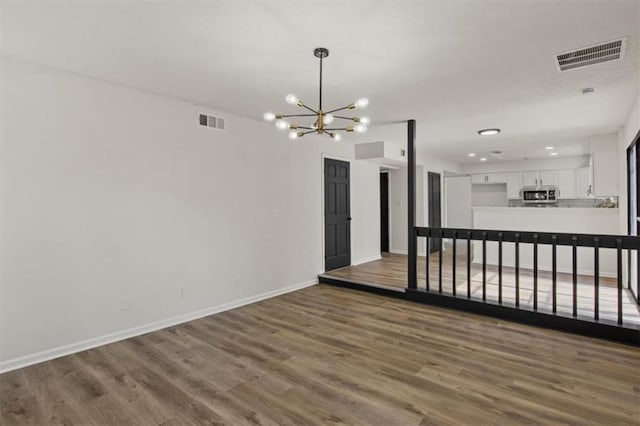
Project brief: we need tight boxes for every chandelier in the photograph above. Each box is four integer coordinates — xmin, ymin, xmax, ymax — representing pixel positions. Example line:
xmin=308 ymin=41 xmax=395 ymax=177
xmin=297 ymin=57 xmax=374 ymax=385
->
xmin=263 ymin=47 xmax=370 ymax=141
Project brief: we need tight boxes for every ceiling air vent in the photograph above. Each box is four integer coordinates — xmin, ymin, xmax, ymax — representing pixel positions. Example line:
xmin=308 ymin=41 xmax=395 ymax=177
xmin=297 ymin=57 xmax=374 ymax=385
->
xmin=555 ymin=38 xmax=627 ymax=72
xmin=198 ymin=113 xmax=226 ymax=130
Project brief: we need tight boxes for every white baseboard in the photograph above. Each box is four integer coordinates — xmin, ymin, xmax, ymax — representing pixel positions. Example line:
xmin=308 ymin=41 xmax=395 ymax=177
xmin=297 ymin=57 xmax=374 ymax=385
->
xmin=351 ymin=255 xmax=382 ymax=266
xmin=0 ymin=279 xmax=318 ymax=374
xmin=390 ymin=249 xmax=428 ymax=256
xmin=390 ymin=249 xmax=407 ymax=255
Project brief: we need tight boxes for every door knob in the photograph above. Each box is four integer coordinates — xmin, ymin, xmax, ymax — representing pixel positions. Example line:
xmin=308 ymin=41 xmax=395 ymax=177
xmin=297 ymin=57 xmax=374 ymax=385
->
xmin=347 ymin=217 xmax=352 ymax=221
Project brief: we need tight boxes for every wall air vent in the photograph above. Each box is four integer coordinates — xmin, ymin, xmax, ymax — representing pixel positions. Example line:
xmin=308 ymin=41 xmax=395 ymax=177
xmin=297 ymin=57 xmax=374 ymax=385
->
xmin=198 ymin=113 xmax=226 ymax=130
xmin=555 ymin=38 xmax=627 ymax=72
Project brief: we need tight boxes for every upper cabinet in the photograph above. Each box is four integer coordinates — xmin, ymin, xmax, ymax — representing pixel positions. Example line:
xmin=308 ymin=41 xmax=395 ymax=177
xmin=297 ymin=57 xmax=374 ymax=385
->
xmin=522 ymin=170 xmax=557 ymax=187
xmin=471 ymin=173 xmax=507 ymax=184
xmin=556 ymin=169 xmax=577 ymax=199
xmin=592 ymin=151 xmax=618 ymax=196
xmin=507 ymin=172 xmax=523 ymax=199
xmin=576 ymin=166 xmax=593 ymax=198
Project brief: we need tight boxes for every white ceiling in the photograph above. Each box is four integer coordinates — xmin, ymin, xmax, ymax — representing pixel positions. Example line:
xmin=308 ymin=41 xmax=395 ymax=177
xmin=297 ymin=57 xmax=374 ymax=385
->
xmin=2 ymin=0 xmax=639 ymax=164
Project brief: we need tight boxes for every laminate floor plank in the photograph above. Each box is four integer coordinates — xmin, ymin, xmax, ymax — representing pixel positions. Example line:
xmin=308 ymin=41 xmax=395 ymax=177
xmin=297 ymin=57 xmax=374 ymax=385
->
xmin=1 ymin=284 xmax=638 ymax=425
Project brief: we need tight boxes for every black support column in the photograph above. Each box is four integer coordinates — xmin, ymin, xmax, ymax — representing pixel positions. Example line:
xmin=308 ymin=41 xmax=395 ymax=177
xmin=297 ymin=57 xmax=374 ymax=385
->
xmin=408 ymin=119 xmax=417 ymax=289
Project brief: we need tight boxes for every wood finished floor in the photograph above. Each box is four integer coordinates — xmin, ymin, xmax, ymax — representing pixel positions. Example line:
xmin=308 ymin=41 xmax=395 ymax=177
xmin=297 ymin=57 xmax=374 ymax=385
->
xmin=323 ymin=251 xmax=640 ymax=326
xmin=1 ymin=284 xmax=639 ymax=425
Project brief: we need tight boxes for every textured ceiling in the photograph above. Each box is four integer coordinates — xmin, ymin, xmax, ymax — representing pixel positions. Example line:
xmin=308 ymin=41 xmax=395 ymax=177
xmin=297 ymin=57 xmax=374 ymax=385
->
xmin=1 ymin=0 xmax=639 ymax=164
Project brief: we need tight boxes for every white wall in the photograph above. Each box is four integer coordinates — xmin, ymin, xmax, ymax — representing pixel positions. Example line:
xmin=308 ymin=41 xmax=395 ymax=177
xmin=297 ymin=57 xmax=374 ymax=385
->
xmin=618 ymin=92 xmax=640 ymax=234
xmin=459 ymin=155 xmax=590 ymax=174
xmin=445 ymin=176 xmax=472 ymax=228
xmin=617 ymin=91 xmax=640 ymax=296
xmin=0 ymin=57 xmax=380 ymax=370
xmin=350 ymin=160 xmax=382 ymax=264
xmin=471 ymin=184 xmax=508 ymax=207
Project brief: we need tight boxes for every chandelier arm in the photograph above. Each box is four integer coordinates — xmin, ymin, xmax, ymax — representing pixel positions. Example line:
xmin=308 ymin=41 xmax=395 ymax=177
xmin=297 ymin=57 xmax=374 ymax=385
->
xmin=296 ymin=126 xmax=314 ymax=130
xmin=324 ymin=105 xmax=352 ymax=114
xmin=300 ymin=104 xmax=319 ymax=114
xmin=280 ymin=113 xmax=318 ymax=118
xmin=323 ymin=127 xmax=350 ymax=131
xmin=301 ymin=130 xmax=317 ymax=136
xmin=333 ymin=115 xmax=357 ymax=121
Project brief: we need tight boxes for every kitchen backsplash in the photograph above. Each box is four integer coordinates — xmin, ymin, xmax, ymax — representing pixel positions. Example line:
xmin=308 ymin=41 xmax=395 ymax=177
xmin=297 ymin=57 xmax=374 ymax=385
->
xmin=508 ymin=197 xmax=618 ymax=208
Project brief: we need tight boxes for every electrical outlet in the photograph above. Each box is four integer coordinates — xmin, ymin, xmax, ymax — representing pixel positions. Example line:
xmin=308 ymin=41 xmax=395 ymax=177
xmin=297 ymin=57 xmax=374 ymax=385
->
xmin=272 ymin=208 xmax=282 ymax=218
xmin=119 ymin=296 xmax=131 ymax=312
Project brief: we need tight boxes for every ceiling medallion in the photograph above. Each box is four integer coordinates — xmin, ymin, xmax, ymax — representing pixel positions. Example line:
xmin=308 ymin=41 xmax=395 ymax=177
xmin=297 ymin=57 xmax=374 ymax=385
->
xmin=264 ymin=47 xmax=370 ymax=141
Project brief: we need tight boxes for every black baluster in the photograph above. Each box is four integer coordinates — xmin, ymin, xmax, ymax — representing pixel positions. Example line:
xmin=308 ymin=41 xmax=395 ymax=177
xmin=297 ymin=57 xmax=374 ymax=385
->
xmin=498 ymin=232 xmax=503 ymax=305
xmin=438 ymin=230 xmax=443 ymax=294
xmin=482 ymin=232 xmax=487 ymax=302
xmin=572 ymin=236 xmax=578 ymax=318
xmin=515 ymin=233 xmax=520 ymax=308
xmin=425 ymin=233 xmax=430 ymax=292
xmin=637 ymin=248 xmax=640 ymax=305
xmin=467 ymin=231 xmax=471 ymax=299
xmin=452 ymin=231 xmax=457 ymax=297
xmin=594 ymin=237 xmax=599 ymax=321
xmin=617 ymin=239 xmax=623 ymax=325
xmin=533 ymin=234 xmax=538 ymax=311
xmin=552 ymin=235 xmax=557 ymax=314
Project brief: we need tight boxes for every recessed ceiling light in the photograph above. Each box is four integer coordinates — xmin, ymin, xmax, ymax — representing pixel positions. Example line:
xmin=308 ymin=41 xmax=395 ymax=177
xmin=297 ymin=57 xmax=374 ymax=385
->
xmin=479 ymin=157 xmax=487 ymax=162
xmin=468 ymin=153 xmax=476 ymax=157
xmin=478 ymin=128 xmax=500 ymax=136
xmin=582 ymin=87 xmax=595 ymax=94
xmin=550 ymin=152 xmax=558 ymax=156
xmin=545 ymin=146 xmax=554 ymax=150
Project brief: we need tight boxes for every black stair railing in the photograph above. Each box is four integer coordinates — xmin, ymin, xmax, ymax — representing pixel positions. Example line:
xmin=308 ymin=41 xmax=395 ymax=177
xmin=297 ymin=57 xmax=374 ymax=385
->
xmin=416 ymin=227 xmax=640 ymax=326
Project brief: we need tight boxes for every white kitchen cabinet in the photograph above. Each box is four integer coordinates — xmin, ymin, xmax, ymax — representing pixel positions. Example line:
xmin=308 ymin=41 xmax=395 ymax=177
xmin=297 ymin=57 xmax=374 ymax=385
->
xmin=592 ymin=151 xmax=618 ymax=196
xmin=486 ymin=173 xmax=507 ymax=184
xmin=576 ymin=167 xmax=592 ymax=198
xmin=556 ymin=169 xmax=577 ymax=199
xmin=506 ymin=172 xmax=523 ymax=199
xmin=522 ymin=171 xmax=538 ymax=186
xmin=539 ymin=171 xmax=557 ymax=187
xmin=522 ymin=170 xmax=556 ymax=187
xmin=470 ymin=174 xmax=486 ymax=184
xmin=471 ymin=173 xmax=507 ymax=184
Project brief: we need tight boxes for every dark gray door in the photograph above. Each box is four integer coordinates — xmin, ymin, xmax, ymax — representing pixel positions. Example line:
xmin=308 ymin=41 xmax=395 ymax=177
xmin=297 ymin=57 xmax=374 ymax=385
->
xmin=380 ymin=172 xmax=389 ymax=252
xmin=428 ymin=172 xmax=441 ymax=253
xmin=324 ymin=159 xmax=351 ymax=271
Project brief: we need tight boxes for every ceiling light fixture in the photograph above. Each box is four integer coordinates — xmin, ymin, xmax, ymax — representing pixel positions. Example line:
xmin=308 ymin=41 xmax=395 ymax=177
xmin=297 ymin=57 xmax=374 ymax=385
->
xmin=550 ymin=152 xmax=559 ymax=156
xmin=582 ymin=87 xmax=595 ymax=94
xmin=545 ymin=146 xmax=554 ymax=150
xmin=480 ymin=157 xmax=487 ymax=162
xmin=264 ymin=47 xmax=370 ymax=141
xmin=468 ymin=153 xmax=476 ymax=157
xmin=478 ymin=128 xmax=500 ymax=136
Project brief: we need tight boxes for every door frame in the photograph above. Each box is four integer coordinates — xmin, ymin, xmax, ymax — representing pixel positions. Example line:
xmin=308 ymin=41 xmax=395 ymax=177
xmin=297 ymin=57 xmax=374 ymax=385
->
xmin=320 ymin=153 xmax=352 ymax=272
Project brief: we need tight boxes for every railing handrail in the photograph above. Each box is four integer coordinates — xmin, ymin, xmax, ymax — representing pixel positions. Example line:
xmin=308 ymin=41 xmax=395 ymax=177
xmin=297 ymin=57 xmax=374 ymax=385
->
xmin=416 ymin=226 xmax=640 ymax=249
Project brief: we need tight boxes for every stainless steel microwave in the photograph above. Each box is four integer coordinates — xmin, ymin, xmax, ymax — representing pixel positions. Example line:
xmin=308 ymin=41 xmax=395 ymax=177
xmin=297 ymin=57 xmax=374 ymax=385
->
xmin=520 ymin=186 xmax=559 ymax=204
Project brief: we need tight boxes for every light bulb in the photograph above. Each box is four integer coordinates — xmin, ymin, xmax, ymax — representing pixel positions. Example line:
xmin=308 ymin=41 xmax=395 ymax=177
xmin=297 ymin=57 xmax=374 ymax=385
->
xmin=332 ymin=133 xmax=342 ymax=142
xmin=263 ymin=112 xmax=276 ymax=122
xmin=324 ymin=113 xmax=335 ymax=124
xmin=286 ymin=94 xmax=298 ymax=105
xmin=359 ymin=116 xmax=370 ymax=125
xmin=275 ymin=120 xmax=289 ymax=130
xmin=354 ymin=97 xmax=369 ymax=108
xmin=354 ymin=124 xmax=367 ymax=133
xmin=288 ymin=131 xmax=299 ymax=140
